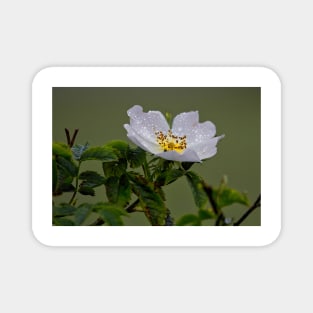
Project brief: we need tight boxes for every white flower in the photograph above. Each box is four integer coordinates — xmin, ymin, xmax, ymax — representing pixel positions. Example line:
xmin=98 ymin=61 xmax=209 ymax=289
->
xmin=124 ymin=105 xmax=224 ymax=162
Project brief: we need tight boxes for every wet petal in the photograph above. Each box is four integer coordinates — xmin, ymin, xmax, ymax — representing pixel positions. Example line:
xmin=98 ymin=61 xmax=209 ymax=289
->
xmin=172 ymin=111 xmax=199 ymax=136
xmin=185 ymin=121 xmax=217 ymax=148
xmin=191 ymin=135 xmax=225 ymax=160
xmin=124 ymin=124 xmax=161 ymax=154
xmin=156 ymin=148 xmax=201 ymax=162
xmin=127 ymin=105 xmax=169 ymax=143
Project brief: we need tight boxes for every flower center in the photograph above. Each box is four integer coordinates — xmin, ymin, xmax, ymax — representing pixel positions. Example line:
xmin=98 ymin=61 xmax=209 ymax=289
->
xmin=155 ymin=130 xmax=187 ymax=153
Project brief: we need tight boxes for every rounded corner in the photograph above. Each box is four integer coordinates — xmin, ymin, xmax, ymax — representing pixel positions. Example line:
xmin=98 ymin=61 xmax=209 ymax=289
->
xmin=32 ymin=66 xmax=56 ymax=88
xmin=260 ymin=225 xmax=282 ymax=247
xmin=258 ymin=66 xmax=282 ymax=87
xmin=31 ymin=225 xmax=54 ymax=248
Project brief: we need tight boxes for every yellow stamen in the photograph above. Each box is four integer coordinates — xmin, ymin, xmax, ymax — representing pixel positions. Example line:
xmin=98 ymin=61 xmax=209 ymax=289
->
xmin=155 ymin=130 xmax=187 ymax=153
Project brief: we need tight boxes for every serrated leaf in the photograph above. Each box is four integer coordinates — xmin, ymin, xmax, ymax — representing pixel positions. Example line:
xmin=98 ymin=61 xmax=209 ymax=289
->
xmin=102 ymin=158 xmax=127 ymax=177
xmin=79 ymin=171 xmax=106 ymax=188
xmin=53 ymin=142 xmax=72 ymax=160
xmin=74 ymin=203 xmax=93 ymax=225
xmin=53 ymin=204 xmax=77 ymax=217
xmin=176 ymin=214 xmax=201 ymax=226
xmin=156 ymin=169 xmax=184 ymax=186
xmin=213 ymin=187 xmax=250 ymax=208
xmin=53 ymin=164 xmax=75 ymax=196
xmin=129 ymin=175 xmax=167 ymax=226
xmin=80 ymin=146 xmax=118 ymax=162
xmin=106 ymin=140 xmax=129 ymax=158
xmin=92 ymin=202 xmax=128 ymax=226
xmin=71 ymin=143 xmax=89 ymax=160
xmin=78 ymin=185 xmax=95 ymax=196
xmin=53 ymin=217 xmax=75 ymax=226
xmin=105 ymin=174 xmax=131 ymax=207
xmin=56 ymin=155 xmax=78 ymax=177
xmin=185 ymin=171 xmax=208 ymax=210
xmin=127 ymin=146 xmax=146 ymax=168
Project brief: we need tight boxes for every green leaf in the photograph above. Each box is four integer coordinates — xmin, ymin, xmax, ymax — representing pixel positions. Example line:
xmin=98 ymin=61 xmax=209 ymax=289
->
xmin=127 ymin=146 xmax=146 ymax=168
xmin=53 ymin=217 xmax=75 ymax=226
xmin=181 ymin=162 xmax=194 ymax=171
xmin=156 ymin=169 xmax=184 ymax=186
xmin=102 ymin=158 xmax=127 ymax=177
xmin=213 ymin=187 xmax=250 ymax=208
xmin=52 ymin=157 xmax=58 ymax=192
xmin=79 ymin=171 xmax=106 ymax=188
xmin=78 ymin=185 xmax=95 ymax=196
xmin=56 ymin=155 xmax=78 ymax=177
xmin=129 ymin=175 xmax=167 ymax=226
xmin=106 ymin=140 xmax=129 ymax=158
xmin=71 ymin=143 xmax=89 ymax=160
xmin=80 ymin=146 xmax=118 ymax=162
xmin=176 ymin=214 xmax=201 ymax=226
xmin=58 ymin=182 xmax=76 ymax=193
xmin=53 ymin=163 xmax=75 ymax=196
xmin=53 ymin=204 xmax=77 ymax=217
xmin=105 ymin=174 xmax=131 ymax=207
xmin=74 ymin=203 xmax=93 ymax=225
xmin=185 ymin=171 xmax=208 ymax=210
xmin=53 ymin=142 xmax=72 ymax=160
xmin=198 ymin=208 xmax=217 ymax=220
xmin=93 ymin=202 xmax=128 ymax=226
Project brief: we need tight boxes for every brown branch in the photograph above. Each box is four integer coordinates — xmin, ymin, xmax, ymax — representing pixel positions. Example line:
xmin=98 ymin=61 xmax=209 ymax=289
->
xmin=64 ymin=128 xmax=79 ymax=147
xmin=125 ymin=199 xmax=140 ymax=213
xmin=201 ymin=181 xmax=219 ymax=215
xmin=233 ymin=194 xmax=261 ymax=226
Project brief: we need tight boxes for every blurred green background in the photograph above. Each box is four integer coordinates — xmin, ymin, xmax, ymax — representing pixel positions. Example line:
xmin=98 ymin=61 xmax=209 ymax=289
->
xmin=53 ymin=87 xmax=260 ymax=226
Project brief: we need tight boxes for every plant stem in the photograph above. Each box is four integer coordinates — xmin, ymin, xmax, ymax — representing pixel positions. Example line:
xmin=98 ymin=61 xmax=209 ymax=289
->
xmin=69 ymin=162 xmax=81 ymax=205
xmin=142 ymin=158 xmax=151 ymax=180
xmin=233 ymin=194 xmax=261 ymax=226
xmin=125 ymin=199 xmax=140 ymax=213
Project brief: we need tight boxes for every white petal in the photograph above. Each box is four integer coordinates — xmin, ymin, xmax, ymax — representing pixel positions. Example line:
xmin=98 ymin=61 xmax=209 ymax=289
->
xmin=191 ymin=135 xmax=225 ymax=160
xmin=172 ymin=111 xmax=199 ymax=136
xmin=184 ymin=121 xmax=217 ymax=150
xmin=156 ymin=148 xmax=201 ymax=162
xmin=127 ymin=105 xmax=169 ymax=143
xmin=124 ymin=124 xmax=162 ymax=154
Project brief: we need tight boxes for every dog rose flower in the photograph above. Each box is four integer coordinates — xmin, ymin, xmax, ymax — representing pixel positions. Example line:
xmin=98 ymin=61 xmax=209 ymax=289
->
xmin=124 ymin=105 xmax=224 ymax=162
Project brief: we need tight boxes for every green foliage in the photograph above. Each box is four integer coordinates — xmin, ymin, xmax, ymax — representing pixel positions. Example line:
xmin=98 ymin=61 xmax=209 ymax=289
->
xmin=93 ymin=202 xmax=128 ymax=226
xmin=53 ymin=142 xmax=72 ymax=160
xmin=79 ymin=171 xmax=106 ymax=188
xmin=212 ymin=186 xmax=250 ymax=209
xmin=185 ymin=171 xmax=208 ymax=210
xmin=106 ymin=140 xmax=129 ymax=158
xmin=176 ymin=214 xmax=201 ymax=226
xmin=102 ymin=158 xmax=128 ymax=177
xmin=53 ymin=145 xmax=77 ymax=196
xmin=52 ymin=136 xmax=259 ymax=227
xmin=198 ymin=207 xmax=216 ymax=220
xmin=105 ymin=174 xmax=131 ymax=207
xmin=56 ymin=155 xmax=78 ymax=177
xmin=53 ymin=217 xmax=75 ymax=226
xmin=129 ymin=174 xmax=167 ymax=226
xmin=80 ymin=146 xmax=118 ymax=162
xmin=74 ymin=203 xmax=93 ymax=225
xmin=155 ymin=168 xmax=184 ymax=186
xmin=53 ymin=203 xmax=77 ymax=217
xmin=78 ymin=185 xmax=95 ymax=196
xmin=127 ymin=146 xmax=146 ymax=168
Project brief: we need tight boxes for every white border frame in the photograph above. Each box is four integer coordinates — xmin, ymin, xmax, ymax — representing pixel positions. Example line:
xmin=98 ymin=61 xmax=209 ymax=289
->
xmin=32 ymin=67 xmax=281 ymax=247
